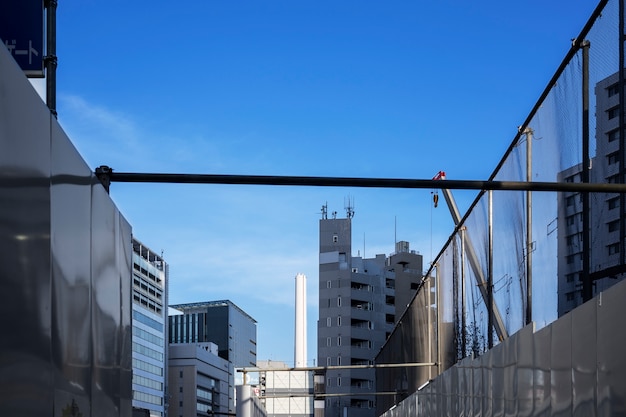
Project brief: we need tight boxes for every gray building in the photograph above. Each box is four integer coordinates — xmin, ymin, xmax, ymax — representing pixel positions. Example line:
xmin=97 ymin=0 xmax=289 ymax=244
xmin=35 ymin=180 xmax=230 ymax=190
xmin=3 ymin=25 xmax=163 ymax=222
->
xmin=318 ymin=212 xmax=414 ymax=417
xmin=168 ymin=342 xmax=230 ymax=417
xmin=131 ymin=238 xmax=169 ymax=417
xmin=388 ymin=241 xmax=423 ymax=321
xmin=169 ymin=300 xmax=257 ymax=413
xmin=557 ymin=71 xmax=626 ymax=316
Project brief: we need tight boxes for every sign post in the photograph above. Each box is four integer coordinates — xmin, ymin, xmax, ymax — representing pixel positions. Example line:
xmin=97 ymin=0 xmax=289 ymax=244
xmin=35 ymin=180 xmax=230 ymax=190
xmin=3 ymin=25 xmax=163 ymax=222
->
xmin=0 ymin=0 xmax=45 ymax=77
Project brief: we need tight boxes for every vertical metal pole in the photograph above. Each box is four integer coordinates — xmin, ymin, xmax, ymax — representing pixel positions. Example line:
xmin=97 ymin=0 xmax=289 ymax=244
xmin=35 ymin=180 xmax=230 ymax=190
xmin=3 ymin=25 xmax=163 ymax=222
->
xmin=581 ymin=40 xmax=592 ymax=303
xmin=525 ymin=128 xmax=533 ymax=325
xmin=488 ymin=190 xmax=494 ymax=349
xmin=45 ymin=0 xmax=58 ymax=117
xmin=426 ymin=277 xmax=432 ymax=380
xmin=436 ymin=264 xmax=442 ymax=374
xmin=607 ymin=37 xmax=625 ymax=417
xmin=460 ymin=227 xmax=467 ymax=357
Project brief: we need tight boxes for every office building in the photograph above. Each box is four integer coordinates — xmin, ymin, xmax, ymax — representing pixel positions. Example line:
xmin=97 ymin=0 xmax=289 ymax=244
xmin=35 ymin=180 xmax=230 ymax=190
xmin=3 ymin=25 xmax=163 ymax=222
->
xmin=168 ymin=342 xmax=230 ymax=417
xmin=169 ymin=300 xmax=257 ymax=413
xmin=131 ymin=239 xmax=169 ymax=417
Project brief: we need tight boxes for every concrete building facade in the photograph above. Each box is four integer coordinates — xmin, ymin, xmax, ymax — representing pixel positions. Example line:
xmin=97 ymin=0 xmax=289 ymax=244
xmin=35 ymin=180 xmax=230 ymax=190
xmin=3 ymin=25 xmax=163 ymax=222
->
xmin=317 ymin=214 xmax=422 ymax=417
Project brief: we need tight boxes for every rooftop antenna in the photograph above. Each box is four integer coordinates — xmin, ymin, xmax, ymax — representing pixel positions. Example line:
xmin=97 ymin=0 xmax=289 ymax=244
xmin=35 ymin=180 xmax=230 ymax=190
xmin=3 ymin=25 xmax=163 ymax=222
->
xmin=394 ymin=216 xmax=397 ymax=247
xmin=345 ymin=196 xmax=355 ymax=219
xmin=321 ymin=202 xmax=328 ymax=220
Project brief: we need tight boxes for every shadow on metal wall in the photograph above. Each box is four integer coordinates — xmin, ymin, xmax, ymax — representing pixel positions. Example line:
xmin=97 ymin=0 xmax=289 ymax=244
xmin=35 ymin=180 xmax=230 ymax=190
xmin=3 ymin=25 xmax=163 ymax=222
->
xmin=0 ymin=37 xmax=132 ymax=417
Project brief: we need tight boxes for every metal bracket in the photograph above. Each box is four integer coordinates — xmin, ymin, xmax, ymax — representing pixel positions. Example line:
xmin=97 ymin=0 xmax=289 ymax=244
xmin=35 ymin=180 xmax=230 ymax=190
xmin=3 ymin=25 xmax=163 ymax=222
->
xmin=95 ymin=165 xmax=112 ymax=193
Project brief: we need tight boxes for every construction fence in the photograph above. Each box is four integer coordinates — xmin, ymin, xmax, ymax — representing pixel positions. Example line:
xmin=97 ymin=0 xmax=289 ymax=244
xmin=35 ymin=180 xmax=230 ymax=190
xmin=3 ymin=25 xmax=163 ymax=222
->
xmin=376 ymin=0 xmax=626 ymax=415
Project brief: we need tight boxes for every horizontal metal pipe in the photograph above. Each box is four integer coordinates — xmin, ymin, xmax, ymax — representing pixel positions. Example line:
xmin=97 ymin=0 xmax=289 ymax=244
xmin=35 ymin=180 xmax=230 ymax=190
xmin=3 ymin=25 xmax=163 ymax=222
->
xmin=259 ymin=392 xmax=400 ymax=399
xmin=101 ymin=170 xmax=626 ymax=193
xmin=237 ymin=362 xmax=437 ymax=373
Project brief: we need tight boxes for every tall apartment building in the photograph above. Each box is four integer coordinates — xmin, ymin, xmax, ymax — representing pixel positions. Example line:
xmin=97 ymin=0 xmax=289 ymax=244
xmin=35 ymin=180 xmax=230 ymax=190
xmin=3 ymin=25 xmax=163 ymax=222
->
xmin=169 ymin=300 xmax=257 ymax=413
xmin=131 ymin=238 xmax=168 ymax=417
xmin=317 ymin=210 xmax=422 ymax=417
xmin=557 ymin=71 xmax=626 ymax=316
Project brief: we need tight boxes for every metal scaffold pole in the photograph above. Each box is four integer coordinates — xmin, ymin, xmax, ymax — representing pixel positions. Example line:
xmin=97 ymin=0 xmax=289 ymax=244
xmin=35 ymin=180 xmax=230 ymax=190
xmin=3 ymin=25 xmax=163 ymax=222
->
xmin=44 ymin=0 xmax=57 ymax=117
xmin=581 ymin=40 xmax=592 ymax=303
xmin=524 ymin=127 xmax=533 ymax=326
xmin=488 ymin=190 xmax=494 ymax=349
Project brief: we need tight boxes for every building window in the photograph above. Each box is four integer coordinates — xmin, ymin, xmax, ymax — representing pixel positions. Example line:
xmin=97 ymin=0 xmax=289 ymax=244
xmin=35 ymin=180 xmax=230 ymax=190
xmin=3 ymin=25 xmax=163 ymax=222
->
xmin=337 ymin=336 xmax=341 ymax=346
xmin=608 ymin=220 xmax=620 ymax=233
xmin=337 ymin=377 xmax=341 ymax=387
xmin=608 ymin=83 xmax=620 ymax=97
xmin=566 ymin=214 xmax=582 ymax=226
xmin=179 ymin=386 xmax=183 ymax=393
xmin=608 ymin=243 xmax=620 ymax=255
xmin=179 ymin=370 xmax=183 ymax=378
xmin=327 ymin=357 xmax=332 ymax=366
xmin=337 ymin=297 xmax=341 ymax=307
xmin=608 ymin=106 xmax=620 ymax=120
xmin=608 ymin=152 xmax=620 ymax=165
xmin=566 ymin=195 xmax=577 ymax=207
xmin=327 ymin=317 xmax=331 ymax=327
xmin=327 ymin=280 xmax=332 ymax=288
xmin=566 ymin=291 xmax=576 ymax=301
xmin=337 ymin=356 xmax=341 ymax=366
xmin=333 ymin=235 xmax=338 ymax=243
xmin=566 ymin=233 xmax=582 ymax=246
xmin=566 ymin=273 xmax=578 ymax=283
xmin=337 ymin=316 xmax=341 ymax=326
xmin=608 ymin=196 xmax=620 ymax=210
xmin=608 ymin=128 xmax=620 ymax=142
xmin=327 ymin=337 xmax=331 ymax=347
xmin=566 ymin=254 xmax=578 ymax=265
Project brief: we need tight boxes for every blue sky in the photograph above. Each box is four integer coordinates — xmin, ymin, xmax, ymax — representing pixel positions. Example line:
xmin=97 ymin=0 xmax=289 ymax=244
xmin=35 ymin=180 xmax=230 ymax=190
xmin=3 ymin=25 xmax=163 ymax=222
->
xmin=38 ymin=0 xmax=597 ymax=365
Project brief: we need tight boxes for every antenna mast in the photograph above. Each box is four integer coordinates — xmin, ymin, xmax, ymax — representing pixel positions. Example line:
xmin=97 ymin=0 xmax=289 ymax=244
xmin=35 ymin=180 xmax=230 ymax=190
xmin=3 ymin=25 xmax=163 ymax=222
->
xmin=345 ymin=196 xmax=355 ymax=219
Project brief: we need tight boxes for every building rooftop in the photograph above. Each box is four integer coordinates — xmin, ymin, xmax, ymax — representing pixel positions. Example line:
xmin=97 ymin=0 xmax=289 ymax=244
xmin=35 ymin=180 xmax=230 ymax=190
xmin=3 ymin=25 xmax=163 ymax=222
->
xmin=170 ymin=300 xmax=257 ymax=323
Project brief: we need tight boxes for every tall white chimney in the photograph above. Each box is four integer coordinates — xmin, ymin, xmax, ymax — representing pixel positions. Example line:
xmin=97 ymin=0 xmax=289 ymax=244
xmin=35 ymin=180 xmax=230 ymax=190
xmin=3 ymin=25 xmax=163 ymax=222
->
xmin=294 ymin=273 xmax=307 ymax=368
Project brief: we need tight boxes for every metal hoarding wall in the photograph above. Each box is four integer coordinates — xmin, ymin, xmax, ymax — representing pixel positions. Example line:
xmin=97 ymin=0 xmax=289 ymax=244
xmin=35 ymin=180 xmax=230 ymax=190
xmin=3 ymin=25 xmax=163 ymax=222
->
xmin=378 ymin=278 xmax=626 ymax=416
xmin=0 ymin=42 xmax=132 ymax=416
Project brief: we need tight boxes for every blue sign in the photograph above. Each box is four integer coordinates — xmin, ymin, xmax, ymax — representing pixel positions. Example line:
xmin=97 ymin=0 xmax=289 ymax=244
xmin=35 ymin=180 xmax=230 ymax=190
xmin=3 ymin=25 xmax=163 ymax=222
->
xmin=0 ymin=0 xmax=44 ymax=77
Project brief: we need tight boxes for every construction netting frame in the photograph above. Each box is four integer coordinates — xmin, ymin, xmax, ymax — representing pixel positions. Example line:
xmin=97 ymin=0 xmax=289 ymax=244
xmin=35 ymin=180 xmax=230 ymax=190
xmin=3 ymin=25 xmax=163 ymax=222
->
xmin=376 ymin=0 xmax=626 ymax=414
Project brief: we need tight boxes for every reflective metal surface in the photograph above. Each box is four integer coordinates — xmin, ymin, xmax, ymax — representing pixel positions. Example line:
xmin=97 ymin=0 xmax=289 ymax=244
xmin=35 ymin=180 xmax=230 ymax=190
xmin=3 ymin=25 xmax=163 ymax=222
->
xmin=0 ymin=38 xmax=53 ymax=417
xmin=0 ymin=43 xmax=132 ymax=417
xmin=51 ymin=120 xmax=93 ymax=416
xmin=379 ymin=279 xmax=626 ymax=417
